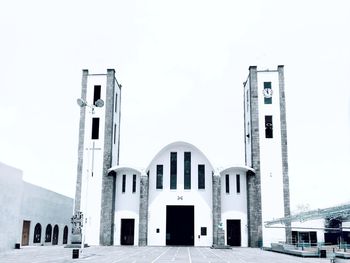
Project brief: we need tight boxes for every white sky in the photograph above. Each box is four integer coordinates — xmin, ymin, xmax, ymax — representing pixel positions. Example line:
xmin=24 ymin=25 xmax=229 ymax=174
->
xmin=1 ymin=0 xmax=349 ymax=212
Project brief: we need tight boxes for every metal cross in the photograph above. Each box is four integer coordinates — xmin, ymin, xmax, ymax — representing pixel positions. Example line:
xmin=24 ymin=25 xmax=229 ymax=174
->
xmin=85 ymin=141 xmax=101 ymax=177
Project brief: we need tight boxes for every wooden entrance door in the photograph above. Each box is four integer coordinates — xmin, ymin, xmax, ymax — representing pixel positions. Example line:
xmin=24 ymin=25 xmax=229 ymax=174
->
xmin=21 ymin=221 xmax=30 ymax=246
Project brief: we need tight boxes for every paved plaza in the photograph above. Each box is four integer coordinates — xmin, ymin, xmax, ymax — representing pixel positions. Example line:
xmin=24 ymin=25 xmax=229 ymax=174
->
xmin=0 ymin=246 xmax=336 ymax=263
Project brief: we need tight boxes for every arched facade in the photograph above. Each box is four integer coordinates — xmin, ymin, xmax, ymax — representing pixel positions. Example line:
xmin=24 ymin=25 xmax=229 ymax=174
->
xmin=109 ymin=141 xmax=254 ymax=247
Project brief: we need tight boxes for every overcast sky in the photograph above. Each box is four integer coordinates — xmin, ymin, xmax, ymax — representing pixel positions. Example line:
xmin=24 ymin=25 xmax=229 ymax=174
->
xmin=1 ymin=0 xmax=349 ymax=212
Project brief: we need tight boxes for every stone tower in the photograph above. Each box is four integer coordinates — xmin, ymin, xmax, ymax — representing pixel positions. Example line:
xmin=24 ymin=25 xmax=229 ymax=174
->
xmin=73 ymin=69 xmax=121 ymax=246
xmin=244 ymin=65 xmax=291 ymax=247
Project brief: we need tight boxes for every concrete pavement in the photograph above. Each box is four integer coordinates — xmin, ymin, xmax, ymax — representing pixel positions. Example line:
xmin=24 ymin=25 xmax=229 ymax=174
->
xmin=0 ymin=246 xmax=332 ymax=263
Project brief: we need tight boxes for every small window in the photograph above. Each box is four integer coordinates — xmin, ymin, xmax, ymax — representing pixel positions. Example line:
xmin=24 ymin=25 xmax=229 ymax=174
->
xmin=184 ymin=152 xmax=191 ymax=189
xmin=198 ymin=164 xmax=205 ymax=189
xmin=246 ymin=90 xmax=249 ymax=112
xmin=156 ymin=165 xmax=163 ymax=189
xmin=170 ymin=152 xmax=177 ymax=189
xmin=91 ymin=118 xmax=100 ymax=139
xmin=236 ymin=174 xmax=240 ymax=193
xmin=132 ymin=174 xmax=136 ymax=193
xmin=114 ymin=123 xmax=116 ymax=144
xmin=201 ymin=227 xmax=207 ymax=236
xmin=156 ymin=228 xmax=160 ymax=233
xmin=115 ymin=93 xmax=118 ymax=113
xmin=264 ymin=82 xmax=271 ymax=89
xmin=122 ymin=174 xmax=126 ymax=193
xmin=225 ymin=174 xmax=230 ymax=193
xmin=265 ymin=115 xmax=273 ymax=138
xmin=264 ymin=82 xmax=272 ymax=104
xmin=93 ymin=85 xmax=101 ymax=105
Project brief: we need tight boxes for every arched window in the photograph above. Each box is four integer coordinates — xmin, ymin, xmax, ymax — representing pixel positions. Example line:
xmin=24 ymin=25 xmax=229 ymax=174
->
xmin=52 ymin=225 xmax=59 ymax=245
xmin=63 ymin=226 xmax=68 ymax=244
xmin=45 ymin=224 xmax=52 ymax=242
xmin=33 ymin=223 xmax=41 ymax=243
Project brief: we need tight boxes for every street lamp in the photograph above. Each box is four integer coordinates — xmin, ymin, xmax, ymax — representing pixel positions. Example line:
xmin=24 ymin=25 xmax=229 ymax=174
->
xmin=77 ymin=98 xmax=104 ymax=113
xmin=71 ymin=97 xmax=105 ymax=257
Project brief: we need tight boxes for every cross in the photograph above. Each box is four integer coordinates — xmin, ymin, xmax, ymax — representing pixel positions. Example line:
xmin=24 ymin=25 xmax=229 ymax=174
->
xmin=85 ymin=141 xmax=101 ymax=177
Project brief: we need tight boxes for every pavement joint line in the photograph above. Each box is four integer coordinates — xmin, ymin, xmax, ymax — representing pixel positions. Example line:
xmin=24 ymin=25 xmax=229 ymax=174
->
xmin=207 ymin=248 xmax=231 ymax=263
xmin=187 ymin=247 xmax=192 ymax=263
xmin=112 ymin=247 xmax=148 ymax=262
xmin=151 ymin=247 xmax=171 ymax=263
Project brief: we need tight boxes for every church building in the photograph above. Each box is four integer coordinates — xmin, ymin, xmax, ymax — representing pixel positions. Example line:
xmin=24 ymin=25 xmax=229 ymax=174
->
xmin=72 ymin=66 xmax=291 ymax=248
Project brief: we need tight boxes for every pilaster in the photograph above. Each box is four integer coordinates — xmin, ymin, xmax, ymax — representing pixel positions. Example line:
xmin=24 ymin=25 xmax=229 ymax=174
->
xmin=278 ymin=65 xmax=291 ymax=242
xmin=247 ymin=66 xmax=263 ymax=247
xmin=138 ymin=175 xmax=149 ymax=246
xmin=212 ymin=174 xmax=221 ymax=246
xmin=74 ymin=69 xmax=88 ymax=213
xmin=100 ymin=69 xmax=116 ymax=245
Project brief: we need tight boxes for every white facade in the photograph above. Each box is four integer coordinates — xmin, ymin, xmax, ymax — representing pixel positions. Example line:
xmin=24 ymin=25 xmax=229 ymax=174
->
xmin=257 ymin=72 xmax=286 ymax=246
xmin=0 ymin=162 xmax=73 ymax=252
xmin=79 ymin=71 xmax=121 ymax=246
xmin=113 ymin=167 xmax=141 ymax=246
xmin=146 ymin=142 xmax=214 ymax=247
xmin=244 ymin=67 xmax=289 ymax=247
xmin=220 ymin=167 xmax=249 ymax=247
xmin=0 ymin=162 xmax=23 ymax=252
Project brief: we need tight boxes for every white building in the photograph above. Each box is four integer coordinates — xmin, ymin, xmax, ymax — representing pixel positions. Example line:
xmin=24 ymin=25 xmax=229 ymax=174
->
xmin=72 ymin=66 xmax=291 ymax=248
xmin=0 ymin=162 xmax=73 ymax=252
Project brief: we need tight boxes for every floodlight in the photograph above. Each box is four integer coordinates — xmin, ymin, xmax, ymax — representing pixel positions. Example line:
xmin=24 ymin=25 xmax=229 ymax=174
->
xmin=94 ymin=99 xmax=104 ymax=108
xmin=77 ymin=98 xmax=87 ymax=107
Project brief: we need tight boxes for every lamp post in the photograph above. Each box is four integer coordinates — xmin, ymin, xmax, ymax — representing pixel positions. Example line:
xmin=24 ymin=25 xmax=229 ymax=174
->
xmin=71 ymin=97 xmax=104 ymax=255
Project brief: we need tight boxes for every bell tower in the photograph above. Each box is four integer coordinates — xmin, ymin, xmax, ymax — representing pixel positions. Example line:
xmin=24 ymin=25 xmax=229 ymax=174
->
xmin=244 ymin=65 xmax=291 ymax=247
xmin=73 ymin=69 xmax=122 ymax=246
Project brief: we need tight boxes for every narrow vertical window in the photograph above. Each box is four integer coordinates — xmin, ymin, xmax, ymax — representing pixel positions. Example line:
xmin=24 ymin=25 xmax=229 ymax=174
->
xmin=184 ymin=152 xmax=191 ymax=189
xmin=246 ymin=90 xmax=249 ymax=112
xmin=225 ymin=174 xmax=230 ymax=193
xmin=91 ymin=118 xmax=100 ymax=139
xmin=94 ymin=85 xmax=101 ymax=105
xmin=156 ymin=165 xmax=163 ymax=189
xmin=265 ymin=115 xmax=273 ymax=138
xmin=122 ymin=174 xmax=126 ymax=193
xmin=236 ymin=174 xmax=240 ymax=193
xmin=93 ymin=85 xmax=101 ymax=105
xmin=132 ymin=174 xmax=136 ymax=193
xmin=198 ymin=164 xmax=205 ymax=189
xmin=115 ymin=93 xmax=118 ymax=113
xmin=263 ymin=82 xmax=272 ymax=104
xmin=170 ymin=152 xmax=177 ymax=189
xmin=114 ymin=123 xmax=116 ymax=144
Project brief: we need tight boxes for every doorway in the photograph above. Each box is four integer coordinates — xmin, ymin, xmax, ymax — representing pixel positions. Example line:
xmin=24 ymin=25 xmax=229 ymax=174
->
xmin=227 ymin=219 xmax=241 ymax=246
xmin=120 ymin=219 xmax=135 ymax=245
xmin=21 ymin=221 xmax=30 ymax=246
xmin=166 ymin=205 xmax=194 ymax=246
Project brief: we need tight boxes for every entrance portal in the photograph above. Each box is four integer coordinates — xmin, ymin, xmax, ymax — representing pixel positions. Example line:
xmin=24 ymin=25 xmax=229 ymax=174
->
xmin=21 ymin=221 xmax=30 ymax=246
xmin=166 ymin=205 xmax=194 ymax=246
xmin=227 ymin=219 xmax=241 ymax=246
xmin=120 ymin=219 xmax=135 ymax=245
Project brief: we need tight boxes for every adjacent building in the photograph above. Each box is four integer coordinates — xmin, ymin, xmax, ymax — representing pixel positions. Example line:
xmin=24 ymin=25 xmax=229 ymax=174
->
xmin=0 ymin=162 xmax=73 ymax=252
